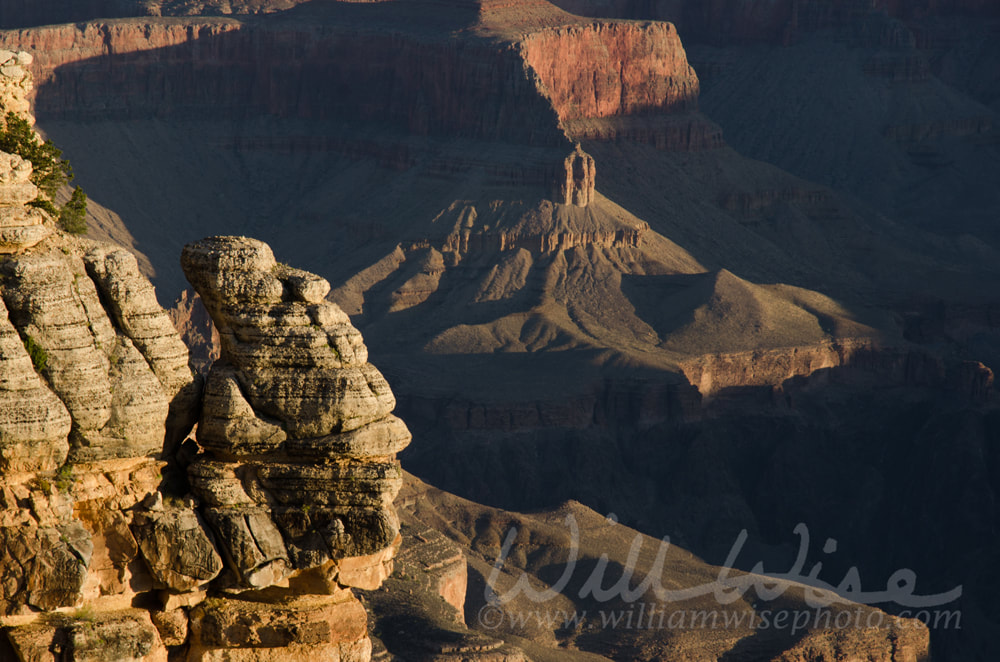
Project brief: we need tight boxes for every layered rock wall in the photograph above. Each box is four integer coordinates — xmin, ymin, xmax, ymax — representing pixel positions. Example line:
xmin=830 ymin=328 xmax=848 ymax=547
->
xmin=0 ymin=0 xmax=312 ymax=30
xmin=549 ymin=0 xmax=1000 ymax=44
xmin=0 ymin=118 xmax=201 ymax=658
xmin=178 ymin=236 xmax=411 ymax=659
xmin=520 ymin=21 xmax=699 ymax=121
xmin=0 ymin=214 xmax=409 ymax=657
xmin=1 ymin=20 xmax=570 ymax=146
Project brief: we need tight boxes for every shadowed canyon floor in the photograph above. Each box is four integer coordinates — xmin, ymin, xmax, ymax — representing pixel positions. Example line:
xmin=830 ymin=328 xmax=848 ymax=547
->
xmin=1 ymin=0 xmax=999 ymax=659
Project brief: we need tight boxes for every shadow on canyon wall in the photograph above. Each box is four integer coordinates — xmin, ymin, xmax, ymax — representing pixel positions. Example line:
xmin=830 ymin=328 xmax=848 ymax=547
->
xmin=4 ymin=3 xmax=1000 ymax=658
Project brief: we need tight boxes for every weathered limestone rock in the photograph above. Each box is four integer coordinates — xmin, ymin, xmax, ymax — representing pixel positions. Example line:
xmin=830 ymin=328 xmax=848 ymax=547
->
xmin=0 ymin=236 xmax=198 ymax=463
xmin=553 ymin=145 xmax=595 ymax=207
xmin=0 ymin=151 xmax=38 ymax=205
xmin=132 ymin=506 xmax=224 ymax=592
xmin=0 ymin=143 xmax=201 ymax=650
xmin=188 ymin=591 xmax=371 ymax=662
xmin=182 ymin=237 xmax=394 ymax=438
xmin=84 ymin=245 xmax=196 ymax=397
xmin=0 ymin=50 xmax=34 ymax=125
xmin=181 ymin=236 xmax=410 ymax=593
xmin=0 ymin=53 xmax=51 ymax=254
xmin=0 ymin=150 xmax=52 ymax=254
xmin=1 ymin=232 xmax=407 ymax=660
xmin=5 ymin=609 xmax=168 ymax=662
xmin=1 ymin=250 xmax=170 ymax=459
xmin=0 ymin=296 xmax=71 ymax=472
xmin=197 ymin=364 xmax=287 ymax=459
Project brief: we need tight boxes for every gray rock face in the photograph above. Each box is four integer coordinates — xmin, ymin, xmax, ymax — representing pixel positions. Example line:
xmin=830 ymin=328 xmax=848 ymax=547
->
xmin=0 ymin=296 xmax=72 ymax=472
xmin=1 ymin=249 xmax=173 ymax=460
xmin=84 ymin=245 xmax=203 ymax=452
xmin=0 ymin=142 xmax=196 ymax=467
xmin=132 ymin=507 xmax=224 ymax=592
xmin=181 ymin=236 xmax=410 ymax=589
xmin=182 ymin=236 xmax=395 ymax=438
xmin=197 ymin=365 xmax=287 ymax=459
xmin=0 ymin=231 xmax=406 ymax=662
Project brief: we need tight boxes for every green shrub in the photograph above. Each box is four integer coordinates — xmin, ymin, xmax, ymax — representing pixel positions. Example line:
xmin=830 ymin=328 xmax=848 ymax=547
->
xmin=55 ymin=463 xmax=75 ymax=492
xmin=0 ymin=112 xmax=87 ymax=232
xmin=22 ymin=334 xmax=47 ymax=373
xmin=0 ymin=112 xmax=72 ymax=197
xmin=26 ymin=197 xmax=58 ymax=217
xmin=72 ymin=605 xmax=96 ymax=623
xmin=59 ymin=186 xmax=88 ymax=234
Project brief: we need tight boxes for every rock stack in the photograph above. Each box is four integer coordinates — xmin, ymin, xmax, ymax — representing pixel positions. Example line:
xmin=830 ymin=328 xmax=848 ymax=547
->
xmin=177 ymin=236 xmax=410 ymax=660
xmin=0 ymin=51 xmax=406 ymax=660
xmin=0 ymin=231 xmax=409 ymax=661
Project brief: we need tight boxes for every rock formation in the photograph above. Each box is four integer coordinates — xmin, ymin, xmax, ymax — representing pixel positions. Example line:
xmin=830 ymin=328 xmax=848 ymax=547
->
xmin=0 ymin=49 xmax=34 ymax=124
xmin=0 ymin=231 xmax=412 ymax=661
xmin=0 ymin=50 xmax=48 ymax=253
xmin=0 ymin=81 xmax=409 ymax=658
xmin=0 ymin=133 xmax=197 ymax=660
xmin=176 ymin=236 xmax=410 ymax=659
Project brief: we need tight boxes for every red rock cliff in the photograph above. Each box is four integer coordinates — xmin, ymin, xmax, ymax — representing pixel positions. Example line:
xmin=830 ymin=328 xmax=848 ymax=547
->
xmin=520 ymin=20 xmax=699 ymax=121
xmin=1 ymin=18 xmax=569 ymax=147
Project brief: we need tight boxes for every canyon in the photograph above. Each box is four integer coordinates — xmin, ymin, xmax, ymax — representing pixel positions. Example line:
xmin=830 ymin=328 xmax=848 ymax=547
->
xmin=0 ymin=0 xmax=997 ymax=659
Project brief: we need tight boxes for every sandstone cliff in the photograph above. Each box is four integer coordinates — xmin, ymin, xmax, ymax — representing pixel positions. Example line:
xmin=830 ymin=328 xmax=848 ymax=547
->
xmin=0 ymin=225 xmax=412 ymax=659
xmin=0 ymin=136 xmax=200 ymax=658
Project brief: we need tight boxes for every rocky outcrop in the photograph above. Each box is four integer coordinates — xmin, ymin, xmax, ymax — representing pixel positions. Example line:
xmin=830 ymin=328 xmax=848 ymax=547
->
xmin=0 ymin=92 xmax=195 ymax=660
xmin=171 ymin=236 xmax=409 ymax=658
xmin=0 ymin=51 xmax=49 ymax=253
xmin=0 ymin=78 xmax=402 ymax=655
xmin=0 ymin=234 xmax=410 ymax=661
xmin=553 ymin=145 xmax=596 ymax=206
xmin=0 ymin=153 xmax=51 ymax=253
xmin=0 ymin=49 xmax=34 ymax=124
xmin=1 ymin=245 xmax=190 ymax=462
